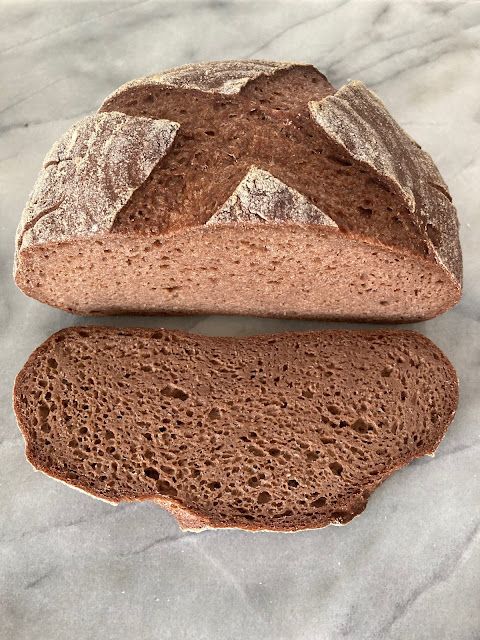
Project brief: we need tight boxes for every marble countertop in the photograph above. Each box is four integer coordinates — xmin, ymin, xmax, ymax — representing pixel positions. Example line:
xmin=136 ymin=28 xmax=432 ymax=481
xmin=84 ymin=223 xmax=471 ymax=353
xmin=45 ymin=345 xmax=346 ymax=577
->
xmin=1 ymin=1 xmax=479 ymax=638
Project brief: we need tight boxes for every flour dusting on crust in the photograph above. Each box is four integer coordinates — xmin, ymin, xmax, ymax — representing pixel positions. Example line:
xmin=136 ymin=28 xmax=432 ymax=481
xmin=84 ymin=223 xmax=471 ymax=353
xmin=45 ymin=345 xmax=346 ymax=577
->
xmin=207 ymin=166 xmax=338 ymax=227
xmin=16 ymin=111 xmax=179 ymax=254
xmin=102 ymin=60 xmax=306 ymax=105
xmin=309 ymin=81 xmax=461 ymax=284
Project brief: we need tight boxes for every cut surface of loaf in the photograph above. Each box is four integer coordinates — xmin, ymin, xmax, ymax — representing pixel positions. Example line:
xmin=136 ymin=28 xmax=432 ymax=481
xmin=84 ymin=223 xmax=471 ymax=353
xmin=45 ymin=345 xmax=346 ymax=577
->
xmin=14 ymin=327 xmax=458 ymax=532
xmin=15 ymin=60 xmax=461 ymax=321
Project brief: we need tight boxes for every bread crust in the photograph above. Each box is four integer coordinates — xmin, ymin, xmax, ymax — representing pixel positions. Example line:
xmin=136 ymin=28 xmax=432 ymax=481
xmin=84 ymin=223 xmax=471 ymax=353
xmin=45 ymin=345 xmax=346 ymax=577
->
xmin=102 ymin=59 xmax=314 ymax=99
xmin=207 ymin=166 xmax=338 ymax=227
xmin=309 ymin=81 xmax=461 ymax=284
xmin=14 ymin=60 xmax=462 ymax=315
xmin=15 ymin=111 xmax=178 ymax=260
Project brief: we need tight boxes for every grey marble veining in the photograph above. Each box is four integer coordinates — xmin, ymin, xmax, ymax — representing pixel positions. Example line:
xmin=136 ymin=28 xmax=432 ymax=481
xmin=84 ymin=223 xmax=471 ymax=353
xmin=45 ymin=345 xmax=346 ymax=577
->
xmin=1 ymin=1 xmax=479 ymax=638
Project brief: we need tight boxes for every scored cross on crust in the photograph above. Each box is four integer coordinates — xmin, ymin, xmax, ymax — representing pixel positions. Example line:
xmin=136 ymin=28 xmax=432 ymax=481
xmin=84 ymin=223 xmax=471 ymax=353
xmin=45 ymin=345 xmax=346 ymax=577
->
xmin=14 ymin=61 xmax=462 ymax=320
xmin=99 ymin=61 xmax=459 ymax=283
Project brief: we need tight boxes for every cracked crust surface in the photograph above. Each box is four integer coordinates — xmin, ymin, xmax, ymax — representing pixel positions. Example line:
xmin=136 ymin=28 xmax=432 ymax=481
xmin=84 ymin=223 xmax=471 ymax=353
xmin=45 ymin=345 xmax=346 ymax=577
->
xmin=16 ymin=111 xmax=179 ymax=255
xmin=103 ymin=59 xmax=307 ymax=100
xmin=309 ymin=81 xmax=461 ymax=284
xmin=14 ymin=61 xmax=462 ymax=318
xmin=207 ymin=166 xmax=337 ymax=226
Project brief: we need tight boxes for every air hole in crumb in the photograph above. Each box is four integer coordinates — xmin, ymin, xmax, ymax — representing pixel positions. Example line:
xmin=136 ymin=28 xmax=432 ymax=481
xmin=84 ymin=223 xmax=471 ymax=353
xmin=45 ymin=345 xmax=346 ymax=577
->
xmin=311 ymin=496 xmax=326 ymax=508
xmin=161 ymin=465 xmax=174 ymax=476
xmin=351 ymin=418 xmax=374 ymax=434
xmin=268 ymin=447 xmax=281 ymax=457
xmin=144 ymin=467 xmax=159 ymax=480
xmin=208 ymin=407 xmax=222 ymax=420
xmin=329 ymin=461 xmax=343 ymax=476
xmin=208 ymin=481 xmax=221 ymax=490
xmin=357 ymin=206 xmax=373 ymax=216
xmin=257 ymin=491 xmax=271 ymax=504
xmin=327 ymin=404 xmax=341 ymax=415
xmin=248 ymin=445 xmax=264 ymax=457
xmin=287 ymin=479 xmax=299 ymax=488
xmin=160 ymin=384 xmax=189 ymax=401
xmin=158 ymin=480 xmax=177 ymax=497
xmin=38 ymin=403 xmax=50 ymax=419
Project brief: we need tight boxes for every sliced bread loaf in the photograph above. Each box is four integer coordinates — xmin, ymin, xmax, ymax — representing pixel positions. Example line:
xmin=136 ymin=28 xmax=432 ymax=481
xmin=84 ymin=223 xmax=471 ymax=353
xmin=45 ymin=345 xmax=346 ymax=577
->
xmin=14 ymin=327 xmax=458 ymax=531
xmin=14 ymin=60 xmax=461 ymax=321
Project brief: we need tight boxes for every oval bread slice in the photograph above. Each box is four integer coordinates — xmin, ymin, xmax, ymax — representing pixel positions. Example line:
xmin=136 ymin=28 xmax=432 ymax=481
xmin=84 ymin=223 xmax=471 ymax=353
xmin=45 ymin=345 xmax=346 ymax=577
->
xmin=14 ymin=327 xmax=457 ymax=531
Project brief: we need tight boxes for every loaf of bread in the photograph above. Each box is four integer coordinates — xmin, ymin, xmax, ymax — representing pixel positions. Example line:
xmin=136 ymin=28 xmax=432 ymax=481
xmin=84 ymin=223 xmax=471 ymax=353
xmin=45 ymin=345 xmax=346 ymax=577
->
xmin=14 ymin=60 xmax=461 ymax=321
xmin=14 ymin=327 xmax=458 ymax=531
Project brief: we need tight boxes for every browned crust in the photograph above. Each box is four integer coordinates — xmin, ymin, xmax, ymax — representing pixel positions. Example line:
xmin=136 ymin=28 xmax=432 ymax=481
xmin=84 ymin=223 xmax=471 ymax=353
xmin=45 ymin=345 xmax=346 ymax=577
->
xmin=206 ymin=167 xmax=338 ymax=227
xmin=14 ymin=61 xmax=462 ymax=317
xmin=309 ymin=81 xmax=462 ymax=285
xmin=101 ymin=59 xmax=316 ymax=102
xmin=13 ymin=327 xmax=459 ymax=532
xmin=15 ymin=111 xmax=179 ymax=260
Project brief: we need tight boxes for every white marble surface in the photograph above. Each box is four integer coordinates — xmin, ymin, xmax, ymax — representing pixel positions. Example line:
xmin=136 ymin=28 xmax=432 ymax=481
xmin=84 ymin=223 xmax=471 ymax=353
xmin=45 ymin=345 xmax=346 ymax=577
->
xmin=1 ymin=1 xmax=479 ymax=638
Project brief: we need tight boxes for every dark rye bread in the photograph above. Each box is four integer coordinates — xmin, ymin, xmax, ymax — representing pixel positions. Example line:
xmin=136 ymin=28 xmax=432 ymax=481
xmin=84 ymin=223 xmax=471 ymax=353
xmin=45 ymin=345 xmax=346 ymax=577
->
xmin=15 ymin=60 xmax=461 ymax=322
xmin=14 ymin=327 xmax=458 ymax=532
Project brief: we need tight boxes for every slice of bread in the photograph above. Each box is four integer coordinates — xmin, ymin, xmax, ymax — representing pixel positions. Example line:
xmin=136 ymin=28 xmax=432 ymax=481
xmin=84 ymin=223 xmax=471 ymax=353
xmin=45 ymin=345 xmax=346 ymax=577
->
xmin=14 ymin=61 xmax=461 ymax=321
xmin=14 ymin=327 xmax=458 ymax=532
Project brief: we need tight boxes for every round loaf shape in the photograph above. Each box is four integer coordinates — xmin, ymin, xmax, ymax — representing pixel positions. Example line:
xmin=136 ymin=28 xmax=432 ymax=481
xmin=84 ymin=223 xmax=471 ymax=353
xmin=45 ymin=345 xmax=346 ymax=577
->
xmin=14 ymin=60 xmax=462 ymax=321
